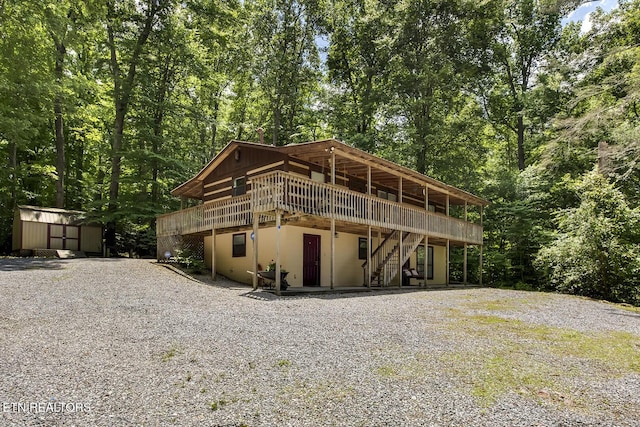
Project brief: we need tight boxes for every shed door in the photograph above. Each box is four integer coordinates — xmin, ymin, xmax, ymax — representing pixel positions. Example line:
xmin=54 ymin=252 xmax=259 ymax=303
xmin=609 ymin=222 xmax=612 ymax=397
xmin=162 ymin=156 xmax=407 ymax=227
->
xmin=49 ymin=224 xmax=80 ymax=250
xmin=303 ymin=234 xmax=321 ymax=286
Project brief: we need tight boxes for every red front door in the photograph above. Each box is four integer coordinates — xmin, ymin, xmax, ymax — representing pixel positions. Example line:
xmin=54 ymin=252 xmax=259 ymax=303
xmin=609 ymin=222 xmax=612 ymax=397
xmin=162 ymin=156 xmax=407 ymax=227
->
xmin=303 ymin=234 xmax=321 ymax=286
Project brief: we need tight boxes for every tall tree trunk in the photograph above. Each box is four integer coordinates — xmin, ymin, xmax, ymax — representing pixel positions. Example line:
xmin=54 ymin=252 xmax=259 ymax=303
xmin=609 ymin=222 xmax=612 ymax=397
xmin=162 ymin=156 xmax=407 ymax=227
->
xmin=210 ymin=95 xmax=219 ymax=157
xmin=105 ymin=0 xmax=159 ymax=252
xmin=414 ymin=88 xmax=432 ymax=175
xmin=53 ymin=39 xmax=66 ymax=208
xmin=106 ymin=105 xmax=125 ymax=251
xmin=273 ymin=106 xmax=280 ymax=146
xmin=517 ymin=115 xmax=525 ymax=171
xmin=150 ymin=56 xmax=172 ymax=228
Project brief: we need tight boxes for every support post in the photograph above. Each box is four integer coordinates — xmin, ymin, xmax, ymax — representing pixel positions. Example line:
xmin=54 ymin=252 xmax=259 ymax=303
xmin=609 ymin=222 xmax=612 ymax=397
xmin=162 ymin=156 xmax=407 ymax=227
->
xmin=331 ymin=218 xmax=335 ymax=289
xmin=424 ymin=185 xmax=429 ymax=288
xmin=252 ymin=214 xmax=259 ymax=289
xmin=330 ymin=147 xmax=335 ymax=289
xmin=367 ymin=165 xmax=372 ymax=288
xmin=378 ymin=229 xmax=382 ymax=286
xmin=463 ymin=243 xmax=468 ymax=286
xmin=446 ymin=239 xmax=450 ymax=286
xmin=211 ymin=227 xmax=216 ymax=280
xmin=479 ymin=245 xmax=483 ymax=286
xmin=398 ymin=231 xmax=403 ymax=287
xmin=423 ymin=236 xmax=428 ymax=288
xmin=275 ymin=210 xmax=281 ymax=295
xmin=367 ymin=226 xmax=372 ymax=288
xmin=463 ymin=201 xmax=468 ymax=286
xmin=480 ymin=205 xmax=484 ymax=286
xmin=398 ymin=176 xmax=403 ymax=288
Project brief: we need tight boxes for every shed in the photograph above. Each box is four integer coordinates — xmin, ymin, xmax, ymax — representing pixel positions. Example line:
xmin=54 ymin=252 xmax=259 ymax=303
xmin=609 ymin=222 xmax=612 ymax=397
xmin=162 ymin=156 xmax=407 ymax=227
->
xmin=12 ymin=205 xmax=103 ymax=256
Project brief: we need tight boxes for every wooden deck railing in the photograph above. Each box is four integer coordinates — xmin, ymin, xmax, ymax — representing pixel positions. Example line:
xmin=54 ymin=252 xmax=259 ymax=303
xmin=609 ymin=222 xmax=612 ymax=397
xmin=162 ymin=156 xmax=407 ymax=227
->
xmin=251 ymin=171 xmax=483 ymax=244
xmin=157 ymin=195 xmax=253 ymax=237
xmin=158 ymin=171 xmax=483 ymax=245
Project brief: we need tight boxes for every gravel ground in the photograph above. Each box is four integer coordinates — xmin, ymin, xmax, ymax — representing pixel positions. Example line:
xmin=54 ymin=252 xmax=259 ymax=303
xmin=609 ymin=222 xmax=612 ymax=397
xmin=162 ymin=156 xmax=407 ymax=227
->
xmin=0 ymin=258 xmax=639 ymax=426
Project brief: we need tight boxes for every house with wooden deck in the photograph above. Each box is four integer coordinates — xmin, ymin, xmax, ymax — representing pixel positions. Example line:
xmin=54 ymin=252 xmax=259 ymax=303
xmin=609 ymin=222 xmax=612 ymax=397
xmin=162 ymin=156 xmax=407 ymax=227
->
xmin=157 ymin=139 xmax=488 ymax=293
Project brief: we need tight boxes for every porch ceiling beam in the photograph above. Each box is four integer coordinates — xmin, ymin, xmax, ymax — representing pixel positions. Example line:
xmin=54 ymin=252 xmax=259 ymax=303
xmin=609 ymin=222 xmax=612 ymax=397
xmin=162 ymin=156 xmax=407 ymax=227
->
xmin=289 ymin=150 xmax=479 ymax=206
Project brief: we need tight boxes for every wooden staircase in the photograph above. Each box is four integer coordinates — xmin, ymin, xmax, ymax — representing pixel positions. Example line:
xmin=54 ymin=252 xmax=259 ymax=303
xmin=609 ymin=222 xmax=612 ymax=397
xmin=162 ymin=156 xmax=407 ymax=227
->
xmin=362 ymin=231 xmax=424 ymax=286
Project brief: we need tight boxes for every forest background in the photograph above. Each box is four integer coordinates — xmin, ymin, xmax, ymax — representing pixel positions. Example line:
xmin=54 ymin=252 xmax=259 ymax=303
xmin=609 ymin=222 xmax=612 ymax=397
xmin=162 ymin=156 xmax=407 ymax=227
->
xmin=1 ymin=0 xmax=639 ymax=304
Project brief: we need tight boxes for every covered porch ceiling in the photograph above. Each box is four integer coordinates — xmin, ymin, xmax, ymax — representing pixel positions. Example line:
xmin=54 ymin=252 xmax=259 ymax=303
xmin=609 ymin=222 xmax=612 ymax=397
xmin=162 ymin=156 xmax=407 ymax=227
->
xmin=281 ymin=139 xmax=488 ymax=208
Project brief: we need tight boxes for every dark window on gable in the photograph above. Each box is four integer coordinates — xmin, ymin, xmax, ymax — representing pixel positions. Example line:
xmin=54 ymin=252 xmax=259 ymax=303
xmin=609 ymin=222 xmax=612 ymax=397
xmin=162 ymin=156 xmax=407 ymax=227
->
xmin=416 ymin=245 xmax=434 ymax=280
xmin=233 ymin=177 xmax=246 ymax=196
xmin=232 ymin=233 xmax=246 ymax=257
xmin=358 ymin=237 xmax=369 ymax=260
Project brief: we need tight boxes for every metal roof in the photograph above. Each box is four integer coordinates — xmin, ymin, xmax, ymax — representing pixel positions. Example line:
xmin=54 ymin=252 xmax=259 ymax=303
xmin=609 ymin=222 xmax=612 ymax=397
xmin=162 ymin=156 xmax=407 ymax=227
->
xmin=17 ymin=205 xmax=95 ymax=226
xmin=171 ymin=139 xmax=490 ymax=206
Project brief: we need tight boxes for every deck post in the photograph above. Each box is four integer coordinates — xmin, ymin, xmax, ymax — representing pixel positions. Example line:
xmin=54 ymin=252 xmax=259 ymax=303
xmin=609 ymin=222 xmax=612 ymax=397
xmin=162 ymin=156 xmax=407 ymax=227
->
xmin=398 ymin=177 xmax=403 ymax=288
xmin=423 ymin=236 xmax=428 ymax=288
xmin=331 ymin=218 xmax=335 ymax=289
xmin=480 ymin=205 xmax=484 ymax=286
xmin=367 ymin=165 xmax=372 ymax=288
xmin=252 ymin=214 xmax=259 ymax=289
xmin=424 ymin=185 xmax=429 ymax=288
xmin=463 ymin=243 xmax=468 ymax=286
xmin=275 ymin=210 xmax=281 ymax=295
xmin=398 ymin=232 xmax=403 ymax=288
xmin=463 ymin=201 xmax=468 ymax=286
xmin=330 ymin=146 xmax=336 ymax=289
xmin=446 ymin=194 xmax=450 ymax=216
xmin=446 ymin=239 xmax=450 ymax=286
xmin=479 ymin=245 xmax=483 ymax=286
xmin=367 ymin=226 xmax=372 ymax=288
xmin=446 ymin=195 xmax=450 ymax=286
xmin=211 ymin=227 xmax=216 ymax=280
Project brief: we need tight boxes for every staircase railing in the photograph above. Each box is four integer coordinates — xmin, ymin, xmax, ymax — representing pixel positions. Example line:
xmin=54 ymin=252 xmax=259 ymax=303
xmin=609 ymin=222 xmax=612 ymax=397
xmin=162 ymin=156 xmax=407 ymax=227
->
xmin=363 ymin=231 xmax=426 ymax=287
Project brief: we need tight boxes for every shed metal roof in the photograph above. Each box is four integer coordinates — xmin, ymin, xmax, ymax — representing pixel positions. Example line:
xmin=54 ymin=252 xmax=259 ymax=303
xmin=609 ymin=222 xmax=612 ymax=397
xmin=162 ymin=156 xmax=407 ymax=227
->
xmin=17 ymin=205 xmax=97 ymax=226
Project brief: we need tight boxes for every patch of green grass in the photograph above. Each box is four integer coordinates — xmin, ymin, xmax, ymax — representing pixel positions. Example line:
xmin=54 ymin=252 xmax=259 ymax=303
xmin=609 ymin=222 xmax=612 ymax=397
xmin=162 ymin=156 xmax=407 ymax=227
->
xmin=611 ymin=303 xmax=640 ymax=314
xmin=464 ymin=352 xmax=560 ymax=406
xmin=209 ymin=399 xmax=227 ymax=411
xmin=282 ymin=379 xmax=355 ymax=404
xmin=445 ymin=311 xmax=640 ymax=408
xmin=375 ymin=365 xmax=399 ymax=378
xmin=460 ymin=293 xmax=551 ymax=312
xmin=465 ymin=314 xmax=514 ymax=324
xmin=160 ymin=345 xmax=182 ymax=362
xmin=276 ymin=359 xmax=291 ymax=368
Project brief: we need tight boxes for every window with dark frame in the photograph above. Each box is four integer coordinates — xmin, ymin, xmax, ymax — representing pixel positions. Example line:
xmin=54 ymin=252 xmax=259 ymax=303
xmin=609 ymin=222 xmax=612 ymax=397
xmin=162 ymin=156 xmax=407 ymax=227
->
xmin=416 ymin=245 xmax=434 ymax=280
xmin=358 ymin=237 xmax=369 ymax=260
xmin=232 ymin=233 xmax=246 ymax=257
xmin=233 ymin=176 xmax=246 ymax=196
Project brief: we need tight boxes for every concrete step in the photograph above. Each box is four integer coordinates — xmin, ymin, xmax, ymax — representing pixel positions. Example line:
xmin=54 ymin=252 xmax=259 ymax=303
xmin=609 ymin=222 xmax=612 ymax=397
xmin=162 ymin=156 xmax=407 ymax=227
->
xmin=56 ymin=250 xmax=87 ymax=259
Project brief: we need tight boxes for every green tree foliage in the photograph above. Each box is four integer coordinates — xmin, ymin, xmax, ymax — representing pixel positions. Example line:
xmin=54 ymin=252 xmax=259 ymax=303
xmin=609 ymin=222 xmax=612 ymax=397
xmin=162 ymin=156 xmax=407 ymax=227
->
xmin=536 ymin=171 xmax=640 ymax=304
xmin=326 ymin=0 xmax=394 ymax=151
xmin=485 ymin=0 xmax=578 ymax=171
xmin=1 ymin=0 xmax=639 ymax=306
xmin=248 ymin=0 xmax=326 ymax=145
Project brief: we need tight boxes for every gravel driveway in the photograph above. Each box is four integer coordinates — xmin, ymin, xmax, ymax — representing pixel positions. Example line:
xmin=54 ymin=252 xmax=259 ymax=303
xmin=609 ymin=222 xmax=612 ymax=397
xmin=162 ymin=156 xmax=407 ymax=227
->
xmin=1 ymin=258 xmax=639 ymax=426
